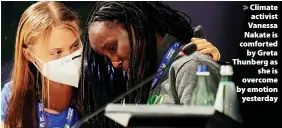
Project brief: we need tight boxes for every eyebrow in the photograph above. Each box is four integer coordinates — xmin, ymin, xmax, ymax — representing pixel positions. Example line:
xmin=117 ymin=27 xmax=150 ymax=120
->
xmin=49 ymin=47 xmax=63 ymax=52
xmin=70 ymin=38 xmax=80 ymax=49
xmin=48 ymin=38 xmax=79 ymax=52
xmin=101 ymin=41 xmax=108 ymax=50
xmin=97 ymin=40 xmax=111 ymax=55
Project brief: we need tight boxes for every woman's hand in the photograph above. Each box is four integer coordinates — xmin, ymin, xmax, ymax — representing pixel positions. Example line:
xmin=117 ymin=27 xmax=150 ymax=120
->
xmin=190 ymin=38 xmax=221 ymax=62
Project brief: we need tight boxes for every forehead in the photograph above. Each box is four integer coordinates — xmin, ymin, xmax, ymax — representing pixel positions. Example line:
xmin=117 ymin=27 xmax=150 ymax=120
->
xmin=88 ymin=22 xmax=119 ymax=53
xmin=34 ymin=21 xmax=79 ymax=49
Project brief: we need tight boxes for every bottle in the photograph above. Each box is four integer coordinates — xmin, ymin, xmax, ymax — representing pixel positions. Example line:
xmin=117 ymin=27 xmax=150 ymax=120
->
xmin=191 ymin=65 xmax=215 ymax=105
xmin=214 ymin=65 xmax=243 ymax=123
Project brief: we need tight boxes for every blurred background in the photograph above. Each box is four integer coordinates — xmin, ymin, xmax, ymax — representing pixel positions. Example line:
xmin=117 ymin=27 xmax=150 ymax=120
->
xmin=1 ymin=1 xmax=247 ymax=85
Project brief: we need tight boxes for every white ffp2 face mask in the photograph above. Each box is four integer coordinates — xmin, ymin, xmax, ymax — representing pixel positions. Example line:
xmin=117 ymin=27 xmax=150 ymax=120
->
xmin=31 ymin=48 xmax=83 ymax=88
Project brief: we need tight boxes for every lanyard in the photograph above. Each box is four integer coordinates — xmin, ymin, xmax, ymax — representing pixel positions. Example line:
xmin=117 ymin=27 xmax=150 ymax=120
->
xmin=151 ymin=42 xmax=181 ymax=89
xmin=37 ymin=103 xmax=74 ymax=128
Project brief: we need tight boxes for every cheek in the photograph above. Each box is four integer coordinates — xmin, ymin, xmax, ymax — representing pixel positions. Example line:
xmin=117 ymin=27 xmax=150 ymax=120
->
xmin=117 ymin=41 xmax=130 ymax=60
xmin=32 ymin=49 xmax=53 ymax=72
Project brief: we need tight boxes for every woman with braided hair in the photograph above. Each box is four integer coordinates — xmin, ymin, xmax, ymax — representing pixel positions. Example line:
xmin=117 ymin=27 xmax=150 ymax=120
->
xmin=80 ymin=1 xmax=221 ymax=127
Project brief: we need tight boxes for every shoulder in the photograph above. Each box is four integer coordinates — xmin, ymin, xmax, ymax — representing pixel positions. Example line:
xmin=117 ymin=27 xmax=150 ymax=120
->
xmin=1 ymin=81 xmax=12 ymax=101
xmin=2 ymin=81 xmax=12 ymax=93
xmin=170 ymin=51 xmax=220 ymax=75
xmin=168 ymin=51 xmax=221 ymax=104
xmin=1 ymin=81 xmax=12 ymax=99
xmin=168 ymin=51 xmax=221 ymax=88
xmin=1 ymin=81 xmax=12 ymax=121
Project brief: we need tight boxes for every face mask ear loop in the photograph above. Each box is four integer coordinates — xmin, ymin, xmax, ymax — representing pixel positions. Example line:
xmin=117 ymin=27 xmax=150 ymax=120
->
xmin=28 ymin=49 xmax=52 ymax=110
xmin=28 ymin=51 xmax=45 ymax=73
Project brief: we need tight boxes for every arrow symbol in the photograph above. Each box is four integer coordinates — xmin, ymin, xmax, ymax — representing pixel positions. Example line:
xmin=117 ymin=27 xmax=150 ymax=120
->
xmin=243 ymin=5 xmax=248 ymax=10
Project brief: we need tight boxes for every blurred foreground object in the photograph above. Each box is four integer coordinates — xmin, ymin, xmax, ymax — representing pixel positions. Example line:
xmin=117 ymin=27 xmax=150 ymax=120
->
xmin=191 ymin=65 xmax=216 ymax=105
xmin=105 ymin=104 xmax=214 ymax=128
xmin=214 ymin=65 xmax=243 ymax=123
xmin=205 ymin=65 xmax=243 ymax=128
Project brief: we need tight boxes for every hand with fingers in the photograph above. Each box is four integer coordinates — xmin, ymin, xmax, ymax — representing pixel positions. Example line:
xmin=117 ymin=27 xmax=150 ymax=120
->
xmin=187 ymin=38 xmax=221 ymax=62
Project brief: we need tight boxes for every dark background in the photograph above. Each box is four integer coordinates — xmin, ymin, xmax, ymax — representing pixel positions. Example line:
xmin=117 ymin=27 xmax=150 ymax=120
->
xmin=1 ymin=1 xmax=280 ymax=127
xmin=1 ymin=1 xmax=247 ymax=84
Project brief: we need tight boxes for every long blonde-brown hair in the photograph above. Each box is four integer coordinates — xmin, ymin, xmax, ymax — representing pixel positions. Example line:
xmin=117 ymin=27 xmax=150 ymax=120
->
xmin=5 ymin=2 xmax=79 ymax=127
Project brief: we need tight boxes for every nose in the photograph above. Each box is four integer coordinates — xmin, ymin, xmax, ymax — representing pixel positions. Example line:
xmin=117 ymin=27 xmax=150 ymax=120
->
xmin=107 ymin=53 xmax=122 ymax=69
xmin=112 ymin=61 xmax=122 ymax=69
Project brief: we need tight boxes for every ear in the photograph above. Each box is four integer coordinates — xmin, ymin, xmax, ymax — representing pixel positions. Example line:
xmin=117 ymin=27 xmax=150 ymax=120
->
xmin=22 ymin=48 xmax=35 ymax=63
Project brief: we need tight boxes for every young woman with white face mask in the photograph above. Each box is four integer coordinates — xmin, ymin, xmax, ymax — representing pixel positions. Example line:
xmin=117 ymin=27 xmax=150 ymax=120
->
xmin=1 ymin=2 xmax=83 ymax=128
xmin=1 ymin=2 xmax=221 ymax=128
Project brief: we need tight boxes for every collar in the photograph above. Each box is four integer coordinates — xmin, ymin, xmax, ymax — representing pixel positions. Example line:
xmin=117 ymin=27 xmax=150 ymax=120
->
xmin=156 ymin=34 xmax=178 ymax=65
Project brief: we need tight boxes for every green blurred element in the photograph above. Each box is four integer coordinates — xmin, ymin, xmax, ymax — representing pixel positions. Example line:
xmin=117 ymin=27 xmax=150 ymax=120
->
xmin=147 ymin=95 xmax=165 ymax=104
xmin=191 ymin=68 xmax=216 ymax=106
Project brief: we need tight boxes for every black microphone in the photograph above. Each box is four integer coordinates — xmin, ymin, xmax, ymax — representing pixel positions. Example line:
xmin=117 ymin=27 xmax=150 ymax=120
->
xmin=194 ymin=25 xmax=207 ymax=39
xmin=72 ymin=36 xmax=197 ymax=128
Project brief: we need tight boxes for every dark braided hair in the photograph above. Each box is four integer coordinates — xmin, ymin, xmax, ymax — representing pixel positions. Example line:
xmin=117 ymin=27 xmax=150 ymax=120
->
xmin=79 ymin=1 xmax=194 ymax=127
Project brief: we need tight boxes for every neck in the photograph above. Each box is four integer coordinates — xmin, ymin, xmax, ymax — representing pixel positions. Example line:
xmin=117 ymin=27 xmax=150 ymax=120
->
xmin=156 ymin=34 xmax=164 ymax=48
xmin=43 ymin=81 xmax=73 ymax=113
xmin=137 ymin=34 xmax=164 ymax=76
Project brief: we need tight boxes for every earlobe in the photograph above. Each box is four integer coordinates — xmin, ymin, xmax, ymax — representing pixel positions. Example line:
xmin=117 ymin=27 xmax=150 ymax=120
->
xmin=22 ymin=48 xmax=35 ymax=63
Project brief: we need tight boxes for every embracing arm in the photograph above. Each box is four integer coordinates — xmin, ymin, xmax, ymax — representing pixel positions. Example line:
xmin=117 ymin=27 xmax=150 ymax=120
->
xmin=190 ymin=38 xmax=221 ymax=62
